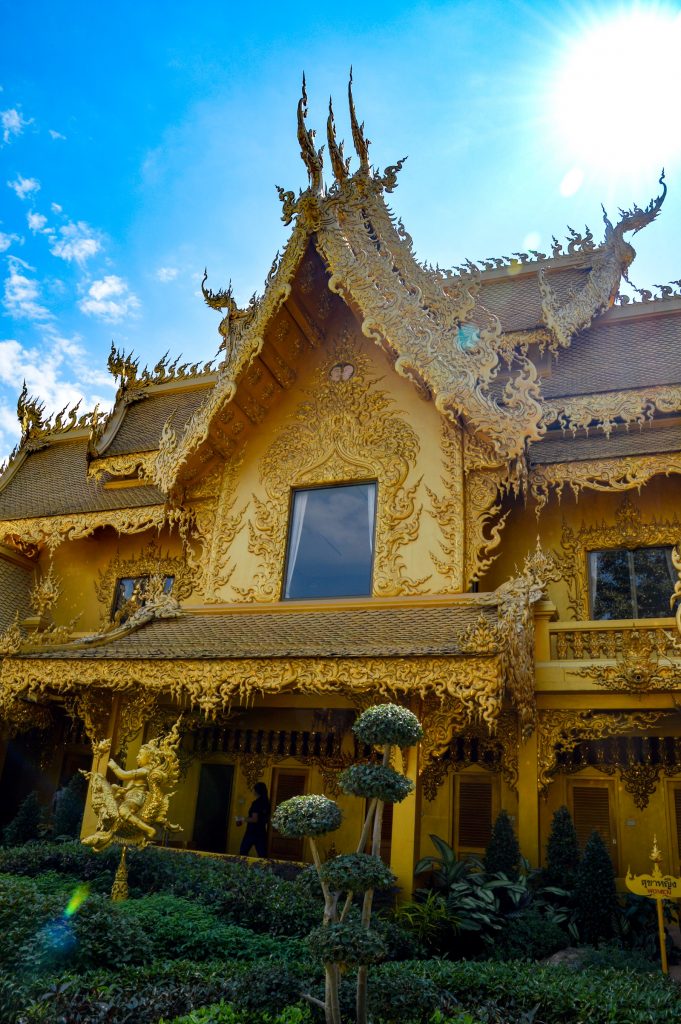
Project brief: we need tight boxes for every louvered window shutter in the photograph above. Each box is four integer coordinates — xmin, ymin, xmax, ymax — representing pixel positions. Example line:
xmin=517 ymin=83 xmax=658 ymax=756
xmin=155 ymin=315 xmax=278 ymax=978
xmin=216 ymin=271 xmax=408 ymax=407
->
xmin=458 ymin=778 xmax=493 ymax=850
xmin=571 ymin=784 xmax=613 ymax=854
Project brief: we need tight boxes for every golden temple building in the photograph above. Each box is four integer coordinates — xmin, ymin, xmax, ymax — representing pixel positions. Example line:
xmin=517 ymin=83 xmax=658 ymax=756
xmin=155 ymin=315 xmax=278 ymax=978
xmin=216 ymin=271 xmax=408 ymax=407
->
xmin=2 ymin=81 xmax=681 ymax=894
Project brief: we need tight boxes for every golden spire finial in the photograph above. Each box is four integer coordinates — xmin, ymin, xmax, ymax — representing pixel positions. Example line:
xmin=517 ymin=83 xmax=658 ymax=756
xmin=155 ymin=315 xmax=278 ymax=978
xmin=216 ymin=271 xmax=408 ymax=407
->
xmin=327 ymin=97 xmax=350 ymax=183
xmin=297 ymin=72 xmax=324 ymax=194
xmin=348 ymin=67 xmax=370 ymax=172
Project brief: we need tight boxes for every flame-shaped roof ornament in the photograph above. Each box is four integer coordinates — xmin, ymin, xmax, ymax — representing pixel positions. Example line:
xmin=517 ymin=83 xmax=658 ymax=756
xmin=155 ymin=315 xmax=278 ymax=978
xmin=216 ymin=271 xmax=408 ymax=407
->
xmin=297 ymin=73 xmax=324 ymax=194
xmin=327 ymin=97 xmax=350 ymax=183
xmin=348 ymin=67 xmax=370 ymax=172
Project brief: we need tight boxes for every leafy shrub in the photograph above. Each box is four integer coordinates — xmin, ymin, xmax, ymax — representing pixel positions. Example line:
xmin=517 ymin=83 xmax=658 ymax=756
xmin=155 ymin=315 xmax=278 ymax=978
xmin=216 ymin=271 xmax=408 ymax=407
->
xmin=319 ymin=852 xmax=395 ymax=893
xmin=339 ymin=763 xmax=413 ymax=802
xmin=544 ymin=806 xmax=580 ymax=889
xmin=307 ymin=922 xmax=387 ymax=966
xmin=490 ymin=906 xmax=568 ymax=960
xmin=2 ymin=792 xmax=44 ymax=846
xmin=581 ymin=942 xmax=659 ymax=973
xmin=166 ymin=1004 xmax=312 ymax=1024
xmin=575 ymin=831 xmax=617 ymax=944
xmin=353 ymin=704 xmax=423 ymax=747
xmin=483 ymin=811 xmax=520 ymax=881
xmin=271 ymin=794 xmax=342 ymax=838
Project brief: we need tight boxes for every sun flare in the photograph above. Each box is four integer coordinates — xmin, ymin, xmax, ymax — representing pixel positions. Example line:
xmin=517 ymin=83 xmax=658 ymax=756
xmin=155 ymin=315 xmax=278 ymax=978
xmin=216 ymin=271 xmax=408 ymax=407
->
xmin=551 ymin=6 xmax=681 ymax=177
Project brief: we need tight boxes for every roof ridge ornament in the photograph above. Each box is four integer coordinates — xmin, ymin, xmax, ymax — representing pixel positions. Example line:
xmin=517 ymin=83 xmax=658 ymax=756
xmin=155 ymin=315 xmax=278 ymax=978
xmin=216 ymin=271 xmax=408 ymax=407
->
xmin=297 ymin=73 xmax=325 ymax=194
xmin=348 ymin=66 xmax=370 ymax=173
xmin=539 ymin=170 xmax=668 ymax=350
xmin=326 ymin=97 xmax=350 ymax=184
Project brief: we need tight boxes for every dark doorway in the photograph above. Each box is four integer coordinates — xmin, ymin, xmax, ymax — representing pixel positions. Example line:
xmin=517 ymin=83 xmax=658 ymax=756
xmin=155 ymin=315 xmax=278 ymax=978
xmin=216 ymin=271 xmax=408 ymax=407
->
xmin=0 ymin=733 xmax=49 ymax=828
xmin=270 ymin=769 xmax=307 ymax=860
xmin=193 ymin=764 xmax=234 ymax=853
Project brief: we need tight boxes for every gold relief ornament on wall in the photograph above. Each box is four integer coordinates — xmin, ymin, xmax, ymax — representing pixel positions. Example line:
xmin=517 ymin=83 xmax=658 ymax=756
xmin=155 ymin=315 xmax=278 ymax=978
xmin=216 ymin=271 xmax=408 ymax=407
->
xmin=94 ymin=541 xmax=198 ymax=613
xmin=235 ymin=343 xmax=429 ymax=600
xmin=555 ymin=495 xmax=681 ymax=619
xmin=199 ymin=451 xmax=247 ymax=602
xmin=81 ymin=719 xmax=183 ymax=852
xmin=536 ymin=708 xmax=672 ymax=793
xmin=426 ymin=418 xmax=465 ymax=591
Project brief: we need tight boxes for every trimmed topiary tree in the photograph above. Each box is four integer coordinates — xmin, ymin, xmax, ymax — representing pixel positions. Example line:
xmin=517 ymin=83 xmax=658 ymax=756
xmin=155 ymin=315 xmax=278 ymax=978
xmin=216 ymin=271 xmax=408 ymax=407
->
xmin=545 ymin=805 xmax=580 ymax=888
xmin=271 ymin=702 xmax=422 ymax=1024
xmin=2 ymin=791 xmax=43 ymax=846
xmin=484 ymin=809 xmax=520 ymax=880
xmin=575 ymin=829 xmax=618 ymax=944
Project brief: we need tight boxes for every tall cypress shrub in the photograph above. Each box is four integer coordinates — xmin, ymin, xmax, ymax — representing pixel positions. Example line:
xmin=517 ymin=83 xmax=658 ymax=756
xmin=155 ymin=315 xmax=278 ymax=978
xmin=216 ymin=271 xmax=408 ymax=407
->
xmin=575 ymin=830 xmax=617 ymax=944
xmin=545 ymin=805 xmax=580 ymax=888
xmin=484 ymin=809 xmax=520 ymax=880
xmin=3 ymin=791 xmax=43 ymax=846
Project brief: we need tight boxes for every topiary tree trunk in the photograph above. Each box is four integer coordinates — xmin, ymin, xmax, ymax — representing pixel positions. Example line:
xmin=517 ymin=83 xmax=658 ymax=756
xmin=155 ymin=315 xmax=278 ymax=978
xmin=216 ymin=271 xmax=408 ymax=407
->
xmin=271 ymin=702 xmax=422 ymax=1024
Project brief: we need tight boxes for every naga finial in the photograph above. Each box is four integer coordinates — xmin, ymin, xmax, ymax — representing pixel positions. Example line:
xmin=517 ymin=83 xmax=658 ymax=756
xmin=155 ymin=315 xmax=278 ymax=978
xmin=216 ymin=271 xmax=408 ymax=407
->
xmin=201 ymin=268 xmax=237 ymax=313
xmin=16 ymin=380 xmax=45 ymax=439
xmin=348 ymin=67 xmax=370 ymax=172
xmin=327 ymin=96 xmax=350 ymax=183
xmin=297 ymin=73 xmax=324 ymax=194
xmin=603 ymin=169 xmax=667 ymax=244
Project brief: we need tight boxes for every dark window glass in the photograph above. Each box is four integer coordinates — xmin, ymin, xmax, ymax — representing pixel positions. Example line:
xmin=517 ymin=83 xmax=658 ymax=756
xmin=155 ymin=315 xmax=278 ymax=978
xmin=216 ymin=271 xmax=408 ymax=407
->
xmin=112 ymin=575 xmax=174 ymax=620
xmin=589 ymin=547 xmax=675 ymax=620
xmin=283 ymin=482 xmax=376 ymax=600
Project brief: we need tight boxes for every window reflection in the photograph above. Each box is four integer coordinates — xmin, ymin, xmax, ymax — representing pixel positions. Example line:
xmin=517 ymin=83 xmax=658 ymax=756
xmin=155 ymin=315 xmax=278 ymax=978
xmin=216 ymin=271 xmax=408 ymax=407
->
xmin=589 ymin=547 xmax=675 ymax=619
xmin=284 ymin=482 xmax=376 ymax=599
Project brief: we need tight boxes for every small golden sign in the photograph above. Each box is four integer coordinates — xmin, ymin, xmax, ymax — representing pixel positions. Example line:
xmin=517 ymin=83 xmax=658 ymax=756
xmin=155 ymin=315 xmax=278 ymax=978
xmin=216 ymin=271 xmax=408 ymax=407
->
xmin=625 ymin=835 xmax=681 ymax=975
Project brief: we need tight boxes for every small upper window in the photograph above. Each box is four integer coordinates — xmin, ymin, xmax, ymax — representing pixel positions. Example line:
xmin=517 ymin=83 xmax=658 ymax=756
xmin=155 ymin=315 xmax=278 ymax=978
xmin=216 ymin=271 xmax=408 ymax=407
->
xmin=283 ymin=482 xmax=376 ymax=600
xmin=589 ymin=547 xmax=675 ymax=620
xmin=112 ymin=575 xmax=174 ymax=620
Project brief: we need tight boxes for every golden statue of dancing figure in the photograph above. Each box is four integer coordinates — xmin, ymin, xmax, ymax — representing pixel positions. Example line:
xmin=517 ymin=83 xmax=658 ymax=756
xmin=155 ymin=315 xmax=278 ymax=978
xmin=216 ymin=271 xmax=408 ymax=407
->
xmin=81 ymin=719 xmax=183 ymax=853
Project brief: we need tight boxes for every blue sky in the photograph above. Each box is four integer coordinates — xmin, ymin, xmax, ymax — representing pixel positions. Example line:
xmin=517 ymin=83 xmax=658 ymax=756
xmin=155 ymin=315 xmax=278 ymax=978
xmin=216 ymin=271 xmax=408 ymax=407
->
xmin=1 ymin=0 xmax=680 ymax=461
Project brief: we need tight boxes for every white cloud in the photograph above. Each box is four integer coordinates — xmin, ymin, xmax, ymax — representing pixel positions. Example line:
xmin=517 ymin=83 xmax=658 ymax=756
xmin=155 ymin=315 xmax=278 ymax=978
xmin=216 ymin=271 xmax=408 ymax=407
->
xmin=51 ymin=203 xmax=62 ymax=214
xmin=27 ymin=211 xmax=49 ymax=233
xmin=49 ymin=220 xmax=101 ymax=265
xmin=78 ymin=275 xmax=140 ymax=322
xmin=7 ymin=175 xmax=40 ymax=200
xmin=48 ymin=129 xmax=66 ymax=141
xmin=3 ymin=258 xmax=52 ymax=321
xmin=156 ymin=266 xmax=179 ymax=282
xmin=0 ymin=231 xmax=21 ymax=253
xmin=1 ymin=108 xmax=31 ymax=145
xmin=0 ymin=332 xmax=115 ymax=460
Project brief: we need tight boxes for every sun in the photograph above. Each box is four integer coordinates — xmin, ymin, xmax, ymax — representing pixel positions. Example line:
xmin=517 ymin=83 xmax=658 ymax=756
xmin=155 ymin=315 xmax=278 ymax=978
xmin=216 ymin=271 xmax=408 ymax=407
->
xmin=550 ymin=5 xmax=681 ymax=178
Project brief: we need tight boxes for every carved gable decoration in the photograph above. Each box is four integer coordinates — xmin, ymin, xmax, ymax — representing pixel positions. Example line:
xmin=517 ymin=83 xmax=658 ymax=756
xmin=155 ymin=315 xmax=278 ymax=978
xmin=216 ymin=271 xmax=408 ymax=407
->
xmin=235 ymin=342 xmax=428 ymax=600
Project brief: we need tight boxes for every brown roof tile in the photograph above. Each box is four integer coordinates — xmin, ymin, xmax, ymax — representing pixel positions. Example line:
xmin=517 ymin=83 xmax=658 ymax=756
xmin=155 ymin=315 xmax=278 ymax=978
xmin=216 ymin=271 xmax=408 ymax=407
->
xmin=0 ymin=557 xmax=32 ymax=633
xmin=542 ymin=310 xmax=681 ymax=398
xmin=105 ymin=389 xmax=207 ymax=455
xmin=28 ymin=604 xmax=496 ymax=660
xmin=529 ymin=422 xmax=681 ymax=465
xmin=477 ymin=266 xmax=590 ymax=332
xmin=0 ymin=439 xmax=165 ymax=520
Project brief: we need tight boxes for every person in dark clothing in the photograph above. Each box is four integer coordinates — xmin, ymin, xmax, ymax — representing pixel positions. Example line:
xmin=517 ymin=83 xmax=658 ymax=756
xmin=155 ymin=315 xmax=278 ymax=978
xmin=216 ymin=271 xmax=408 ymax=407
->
xmin=237 ymin=782 xmax=270 ymax=857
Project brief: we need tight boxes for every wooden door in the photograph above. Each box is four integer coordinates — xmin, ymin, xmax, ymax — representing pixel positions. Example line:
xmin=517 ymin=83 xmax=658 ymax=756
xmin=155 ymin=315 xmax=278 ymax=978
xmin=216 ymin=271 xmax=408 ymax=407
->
xmin=454 ymin=775 xmax=498 ymax=856
xmin=568 ymin=779 xmax=618 ymax=873
xmin=270 ymin=768 xmax=307 ymax=861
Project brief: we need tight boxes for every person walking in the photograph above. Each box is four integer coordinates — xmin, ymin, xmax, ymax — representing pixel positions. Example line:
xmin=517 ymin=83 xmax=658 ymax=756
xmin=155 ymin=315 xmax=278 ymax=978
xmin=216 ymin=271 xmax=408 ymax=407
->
xmin=237 ymin=782 xmax=270 ymax=857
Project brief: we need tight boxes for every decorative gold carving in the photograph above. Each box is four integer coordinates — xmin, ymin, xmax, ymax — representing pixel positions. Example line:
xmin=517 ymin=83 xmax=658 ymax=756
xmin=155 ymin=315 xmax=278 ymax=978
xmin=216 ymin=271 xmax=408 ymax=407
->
xmin=572 ymin=645 xmax=681 ymax=693
xmin=420 ymin=710 xmax=519 ymax=801
xmin=87 ymin=452 xmax=158 ymax=482
xmin=426 ymin=419 xmax=464 ymax=591
xmin=94 ymin=541 xmax=197 ymax=611
xmin=537 ymin=709 xmax=670 ymax=792
xmin=0 ymin=654 xmax=505 ymax=737
xmin=671 ymin=542 xmax=681 ymax=636
xmin=465 ymin=467 xmax=509 ymax=586
xmin=479 ymin=545 xmax=561 ymax=735
xmin=618 ymin=762 xmax=661 ymax=810
xmin=155 ymin=76 xmax=547 ymax=495
xmin=201 ymin=453 xmax=247 ymax=602
xmin=29 ymin=563 xmax=61 ymax=619
xmin=0 ymin=615 xmax=23 ymax=656
xmin=531 ymin=453 xmax=681 ymax=516
xmin=1 ymin=505 xmax=195 ymax=555
xmin=555 ymin=496 xmax=681 ymax=619
xmin=82 ymin=719 xmax=183 ymax=851
xmin=236 ymin=344 xmax=428 ymax=600
xmin=456 ymin=613 xmax=504 ymax=654
xmin=553 ymin=623 xmax=677 ymax=662
xmin=539 ymin=174 xmax=666 ymax=350
xmin=65 ymin=689 xmax=113 ymax=743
